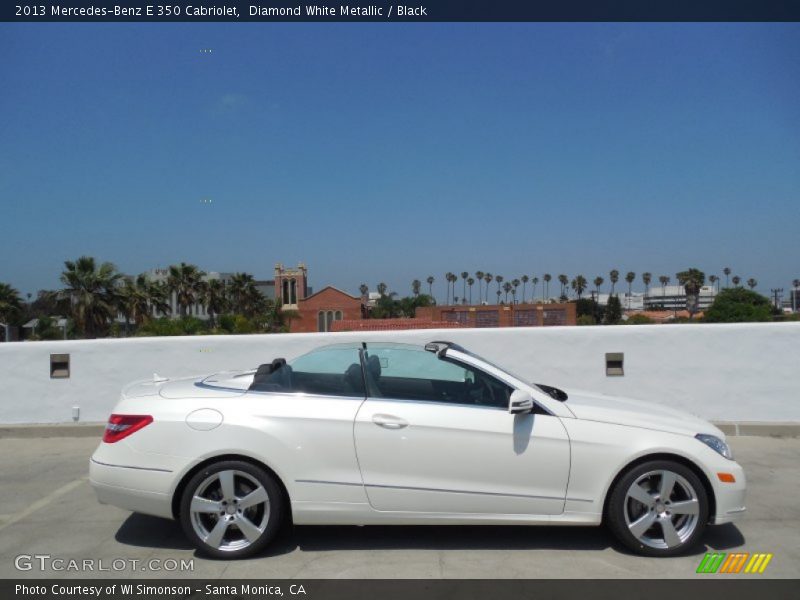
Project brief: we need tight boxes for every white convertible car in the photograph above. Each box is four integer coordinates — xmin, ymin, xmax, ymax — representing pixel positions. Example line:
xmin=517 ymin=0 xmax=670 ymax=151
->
xmin=90 ymin=341 xmax=745 ymax=558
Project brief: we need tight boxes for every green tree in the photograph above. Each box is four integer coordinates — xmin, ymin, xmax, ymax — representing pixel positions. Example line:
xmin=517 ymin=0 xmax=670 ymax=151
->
xmin=676 ymin=267 xmax=706 ymax=318
xmin=426 ymin=276 xmax=434 ymax=299
xmin=746 ymin=278 xmax=757 ymax=290
xmin=0 ymin=282 xmax=24 ymax=327
xmin=604 ymin=294 xmax=622 ymax=324
xmin=461 ymin=272 xmax=469 ymax=303
xmin=520 ymin=275 xmax=529 ymax=303
xmin=411 ymin=279 xmax=422 ymax=297
xmin=557 ymin=274 xmax=568 ymax=300
xmin=531 ymin=276 xmax=539 ymax=302
xmin=732 ymin=275 xmax=741 ymax=287
xmin=511 ymin=278 xmax=520 ymax=303
xmin=543 ymin=273 xmax=551 ymax=302
xmin=467 ymin=277 xmax=475 ymax=304
xmin=377 ymin=282 xmax=388 ymax=297
xmin=359 ymin=283 xmax=369 ymax=299
xmin=200 ymin=278 xmax=228 ymax=326
xmin=502 ymin=281 xmax=512 ymax=303
xmin=168 ymin=263 xmax=205 ymax=317
xmin=723 ymin=267 xmax=731 ymax=288
xmin=708 ymin=274 xmax=719 ymax=292
xmin=495 ymin=275 xmax=504 ymax=304
xmin=59 ymin=256 xmax=122 ymax=338
xmin=704 ymin=288 xmax=772 ymax=323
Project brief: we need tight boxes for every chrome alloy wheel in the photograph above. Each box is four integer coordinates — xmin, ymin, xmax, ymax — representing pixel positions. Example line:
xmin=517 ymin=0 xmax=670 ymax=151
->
xmin=189 ymin=469 xmax=270 ymax=552
xmin=623 ymin=469 xmax=700 ymax=550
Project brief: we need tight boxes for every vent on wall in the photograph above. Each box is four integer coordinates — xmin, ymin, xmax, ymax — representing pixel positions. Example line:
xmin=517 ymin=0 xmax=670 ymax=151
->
xmin=605 ymin=352 xmax=624 ymax=376
xmin=50 ymin=353 xmax=70 ymax=379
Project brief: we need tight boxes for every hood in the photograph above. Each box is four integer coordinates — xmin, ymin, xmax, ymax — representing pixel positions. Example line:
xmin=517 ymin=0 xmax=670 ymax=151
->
xmin=564 ymin=389 xmax=724 ymax=438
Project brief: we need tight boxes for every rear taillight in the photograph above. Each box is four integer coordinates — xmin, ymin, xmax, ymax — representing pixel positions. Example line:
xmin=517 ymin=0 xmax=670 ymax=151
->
xmin=103 ymin=414 xmax=153 ymax=443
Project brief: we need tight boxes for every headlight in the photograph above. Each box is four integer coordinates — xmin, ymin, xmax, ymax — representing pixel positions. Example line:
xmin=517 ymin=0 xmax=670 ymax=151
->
xmin=695 ymin=434 xmax=734 ymax=460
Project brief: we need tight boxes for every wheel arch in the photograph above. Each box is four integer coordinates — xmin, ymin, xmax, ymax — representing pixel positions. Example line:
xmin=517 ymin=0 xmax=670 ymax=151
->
xmin=171 ymin=453 xmax=292 ymax=524
xmin=601 ymin=452 xmax=716 ymax=524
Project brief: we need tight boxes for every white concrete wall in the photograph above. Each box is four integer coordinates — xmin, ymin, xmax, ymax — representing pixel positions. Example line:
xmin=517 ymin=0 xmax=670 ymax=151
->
xmin=0 ymin=323 xmax=798 ymax=424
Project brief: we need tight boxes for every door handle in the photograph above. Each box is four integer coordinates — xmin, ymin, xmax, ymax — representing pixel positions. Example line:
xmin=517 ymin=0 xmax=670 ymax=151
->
xmin=372 ymin=414 xmax=408 ymax=429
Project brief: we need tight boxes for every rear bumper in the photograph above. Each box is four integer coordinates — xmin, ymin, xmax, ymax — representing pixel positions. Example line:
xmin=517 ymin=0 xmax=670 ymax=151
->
xmin=89 ymin=457 xmax=174 ymax=519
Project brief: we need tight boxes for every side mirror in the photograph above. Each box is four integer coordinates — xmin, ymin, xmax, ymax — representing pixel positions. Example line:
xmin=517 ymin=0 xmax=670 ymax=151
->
xmin=509 ymin=389 xmax=534 ymax=414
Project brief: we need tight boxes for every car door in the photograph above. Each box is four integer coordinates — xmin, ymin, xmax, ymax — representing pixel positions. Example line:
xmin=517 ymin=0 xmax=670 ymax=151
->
xmin=243 ymin=344 xmax=369 ymax=506
xmin=353 ymin=343 xmax=571 ymax=515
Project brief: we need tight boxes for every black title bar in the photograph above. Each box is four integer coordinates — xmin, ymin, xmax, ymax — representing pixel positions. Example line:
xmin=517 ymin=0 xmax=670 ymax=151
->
xmin=4 ymin=1 xmax=800 ymax=23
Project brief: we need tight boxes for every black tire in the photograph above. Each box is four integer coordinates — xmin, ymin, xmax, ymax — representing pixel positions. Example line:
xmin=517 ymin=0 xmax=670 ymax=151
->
xmin=179 ymin=460 xmax=285 ymax=559
xmin=606 ymin=459 xmax=709 ymax=557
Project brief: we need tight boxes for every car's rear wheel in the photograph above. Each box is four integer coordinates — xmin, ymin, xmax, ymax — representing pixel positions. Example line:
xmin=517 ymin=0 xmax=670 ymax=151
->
xmin=179 ymin=460 xmax=284 ymax=559
xmin=607 ymin=460 xmax=708 ymax=557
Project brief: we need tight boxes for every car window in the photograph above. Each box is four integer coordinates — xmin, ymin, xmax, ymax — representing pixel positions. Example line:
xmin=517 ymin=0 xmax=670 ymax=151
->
xmin=364 ymin=345 xmax=511 ymax=409
xmin=249 ymin=347 xmax=365 ymax=398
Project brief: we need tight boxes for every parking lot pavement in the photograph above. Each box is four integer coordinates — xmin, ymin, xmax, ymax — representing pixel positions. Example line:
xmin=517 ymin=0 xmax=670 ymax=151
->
xmin=0 ymin=435 xmax=797 ymax=579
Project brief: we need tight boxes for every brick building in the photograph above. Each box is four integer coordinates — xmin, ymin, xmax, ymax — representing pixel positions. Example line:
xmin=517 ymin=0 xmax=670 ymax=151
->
xmin=415 ymin=302 xmax=576 ymax=327
xmin=287 ymin=286 xmax=365 ymax=333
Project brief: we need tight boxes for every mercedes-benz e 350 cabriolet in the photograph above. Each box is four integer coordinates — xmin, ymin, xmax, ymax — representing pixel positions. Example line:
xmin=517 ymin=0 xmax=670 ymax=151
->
xmin=90 ymin=341 xmax=745 ymax=558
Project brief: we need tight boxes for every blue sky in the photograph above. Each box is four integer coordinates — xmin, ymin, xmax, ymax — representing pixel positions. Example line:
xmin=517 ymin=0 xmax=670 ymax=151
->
xmin=1 ymin=23 xmax=798 ymax=300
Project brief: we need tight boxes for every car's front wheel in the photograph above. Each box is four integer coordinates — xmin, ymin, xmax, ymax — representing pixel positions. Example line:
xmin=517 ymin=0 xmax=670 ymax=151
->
xmin=606 ymin=460 xmax=709 ymax=557
xmin=179 ymin=460 xmax=284 ymax=559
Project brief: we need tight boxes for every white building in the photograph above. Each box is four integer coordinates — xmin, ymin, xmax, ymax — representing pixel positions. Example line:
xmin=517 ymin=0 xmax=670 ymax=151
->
xmin=644 ymin=285 xmax=717 ymax=311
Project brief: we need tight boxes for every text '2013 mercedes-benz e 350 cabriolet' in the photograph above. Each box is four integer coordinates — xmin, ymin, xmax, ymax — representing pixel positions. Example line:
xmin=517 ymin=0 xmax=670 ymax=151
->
xmin=90 ymin=341 xmax=745 ymax=558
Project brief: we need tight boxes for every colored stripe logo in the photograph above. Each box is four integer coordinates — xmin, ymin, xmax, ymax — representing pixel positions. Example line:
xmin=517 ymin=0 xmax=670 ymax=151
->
xmin=696 ymin=552 xmax=773 ymax=574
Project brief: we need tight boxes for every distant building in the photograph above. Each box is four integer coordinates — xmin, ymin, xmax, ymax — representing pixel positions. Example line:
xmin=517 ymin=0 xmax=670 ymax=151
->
xmin=416 ymin=302 xmax=577 ymax=328
xmin=644 ymin=285 xmax=717 ymax=311
xmin=289 ymin=286 xmax=366 ymax=333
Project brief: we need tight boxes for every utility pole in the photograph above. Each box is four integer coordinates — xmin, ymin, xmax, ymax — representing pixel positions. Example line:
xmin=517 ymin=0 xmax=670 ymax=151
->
xmin=770 ymin=288 xmax=784 ymax=311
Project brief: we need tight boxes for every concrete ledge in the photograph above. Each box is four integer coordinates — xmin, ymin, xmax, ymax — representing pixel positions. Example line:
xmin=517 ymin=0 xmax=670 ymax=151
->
xmin=714 ymin=422 xmax=800 ymax=438
xmin=0 ymin=423 xmax=105 ymax=439
xmin=0 ymin=421 xmax=799 ymax=439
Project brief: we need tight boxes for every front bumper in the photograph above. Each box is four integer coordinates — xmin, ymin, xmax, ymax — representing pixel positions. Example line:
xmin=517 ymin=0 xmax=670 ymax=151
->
xmin=710 ymin=460 xmax=747 ymax=525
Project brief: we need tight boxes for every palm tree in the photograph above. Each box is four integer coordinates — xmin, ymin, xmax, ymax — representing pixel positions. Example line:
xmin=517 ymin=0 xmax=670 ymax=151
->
xmin=411 ymin=279 xmax=421 ymax=297
xmin=359 ymin=283 xmax=369 ymax=299
xmin=557 ymin=274 xmax=568 ymax=299
xmin=708 ymin=275 xmax=719 ymax=292
xmin=747 ymin=278 xmax=757 ymax=290
xmin=723 ymin=267 xmax=731 ymax=288
xmin=495 ymin=275 xmax=504 ymax=304
xmin=0 ymin=282 xmax=23 ymax=322
xmin=642 ymin=272 xmax=652 ymax=296
xmin=228 ymin=272 xmax=255 ymax=314
xmin=571 ymin=275 xmax=587 ymax=300
xmin=531 ymin=277 xmax=539 ymax=302
xmin=475 ymin=271 xmax=484 ymax=304
xmin=792 ymin=279 xmax=800 ymax=312
xmin=609 ymin=269 xmax=620 ymax=295
xmin=443 ymin=272 xmax=453 ymax=305
xmin=450 ymin=273 xmax=459 ymax=304
xmin=461 ymin=272 xmax=468 ymax=303
xmin=118 ymin=275 xmax=152 ymax=334
xmin=377 ymin=282 xmax=388 ymax=297
xmin=426 ymin=276 xmax=434 ymax=299
xmin=168 ymin=263 xmax=205 ymax=317
xmin=676 ymin=268 xmax=706 ymax=318
xmin=0 ymin=282 xmax=23 ymax=340
xmin=543 ymin=273 xmax=551 ymax=302
xmin=625 ymin=271 xmax=636 ymax=308
xmin=732 ymin=276 xmax=741 ymax=287
xmin=520 ymin=275 xmax=529 ymax=303
xmin=201 ymin=278 xmax=228 ymax=326
xmin=511 ymin=279 xmax=521 ymax=303
xmin=483 ymin=273 xmax=493 ymax=303
xmin=146 ymin=280 xmax=172 ymax=317
xmin=496 ymin=289 xmax=502 ymax=303
xmin=593 ymin=276 xmax=604 ymax=298
xmin=503 ymin=281 xmax=512 ymax=303
xmin=467 ymin=277 xmax=475 ymax=304
xmin=59 ymin=256 xmax=123 ymax=338
xmin=659 ymin=275 xmax=670 ymax=297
